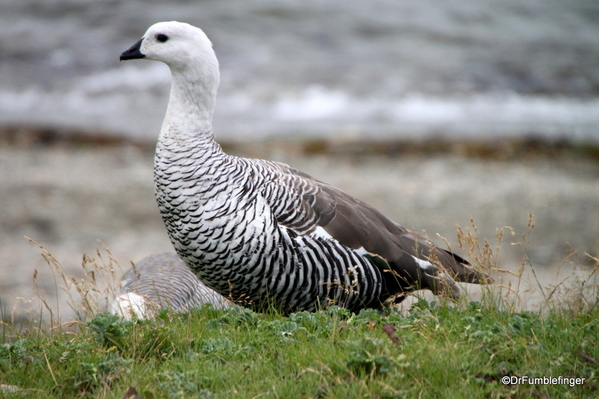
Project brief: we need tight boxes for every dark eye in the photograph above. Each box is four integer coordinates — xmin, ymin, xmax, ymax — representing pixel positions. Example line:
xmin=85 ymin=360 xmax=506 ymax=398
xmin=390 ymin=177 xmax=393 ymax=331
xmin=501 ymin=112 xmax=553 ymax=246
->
xmin=156 ymin=34 xmax=169 ymax=43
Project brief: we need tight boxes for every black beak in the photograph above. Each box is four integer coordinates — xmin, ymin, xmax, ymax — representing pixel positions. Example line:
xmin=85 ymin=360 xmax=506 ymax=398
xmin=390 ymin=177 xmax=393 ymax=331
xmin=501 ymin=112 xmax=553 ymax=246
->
xmin=120 ymin=38 xmax=145 ymax=61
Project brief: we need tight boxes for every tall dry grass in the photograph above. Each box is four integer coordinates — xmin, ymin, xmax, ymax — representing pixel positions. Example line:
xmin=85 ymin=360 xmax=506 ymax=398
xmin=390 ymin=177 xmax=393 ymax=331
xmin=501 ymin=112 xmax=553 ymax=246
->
xmin=452 ymin=213 xmax=598 ymax=314
xmin=1 ymin=238 xmax=125 ymax=337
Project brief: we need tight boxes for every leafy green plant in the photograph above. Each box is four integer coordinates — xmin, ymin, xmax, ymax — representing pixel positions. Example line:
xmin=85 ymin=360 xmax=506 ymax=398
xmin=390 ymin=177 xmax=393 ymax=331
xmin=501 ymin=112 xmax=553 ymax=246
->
xmin=88 ymin=313 xmax=132 ymax=350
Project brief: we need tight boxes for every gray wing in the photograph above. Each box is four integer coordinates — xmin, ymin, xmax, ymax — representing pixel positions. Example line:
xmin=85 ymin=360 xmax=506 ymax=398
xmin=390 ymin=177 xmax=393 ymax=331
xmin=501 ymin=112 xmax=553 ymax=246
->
xmin=262 ymin=162 xmax=491 ymax=299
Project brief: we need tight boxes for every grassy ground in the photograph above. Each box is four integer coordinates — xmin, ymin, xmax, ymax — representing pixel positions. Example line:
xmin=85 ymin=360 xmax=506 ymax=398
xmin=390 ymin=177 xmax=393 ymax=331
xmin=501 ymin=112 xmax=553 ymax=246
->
xmin=1 ymin=300 xmax=598 ymax=398
xmin=1 ymin=220 xmax=598 ymax=398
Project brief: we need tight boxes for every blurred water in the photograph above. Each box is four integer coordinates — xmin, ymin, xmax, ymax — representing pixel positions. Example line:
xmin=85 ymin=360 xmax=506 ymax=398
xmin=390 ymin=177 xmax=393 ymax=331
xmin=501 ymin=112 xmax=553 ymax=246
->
xmin=1 ymin=0 xmax=598 ymax=142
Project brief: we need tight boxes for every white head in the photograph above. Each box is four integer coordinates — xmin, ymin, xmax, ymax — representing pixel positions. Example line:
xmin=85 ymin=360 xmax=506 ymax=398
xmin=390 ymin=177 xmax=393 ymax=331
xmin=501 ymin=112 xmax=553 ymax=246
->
xmin=121 ymin=21 xmax=219 ymax=75
xmin=121 ymin=21 xmax=220 ymax=133
xmin=110 ymin=292 xmax=152 ymax=320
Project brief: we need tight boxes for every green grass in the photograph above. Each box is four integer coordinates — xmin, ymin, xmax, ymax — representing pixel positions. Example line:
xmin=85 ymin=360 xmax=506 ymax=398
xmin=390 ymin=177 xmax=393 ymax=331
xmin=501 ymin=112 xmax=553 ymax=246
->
xmin=1 ymin=219 xmax=598 ymax=398
xmin=1 ymin=301 xmax=598 ymax=398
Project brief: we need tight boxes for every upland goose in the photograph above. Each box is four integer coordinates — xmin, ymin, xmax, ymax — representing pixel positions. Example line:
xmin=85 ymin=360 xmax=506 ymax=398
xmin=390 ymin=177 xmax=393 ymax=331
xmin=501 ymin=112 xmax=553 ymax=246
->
xmin=112 ymin=253 xmax=231 ymax=319
xmin=120 ymin=21 xmax=491 ymax=313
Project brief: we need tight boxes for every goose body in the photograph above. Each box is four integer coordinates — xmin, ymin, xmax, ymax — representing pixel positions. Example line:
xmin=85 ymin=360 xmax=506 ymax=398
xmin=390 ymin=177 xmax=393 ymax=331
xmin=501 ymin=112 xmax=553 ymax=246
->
xmin=120 ymin=21 xmax=490 ymax=313
xmin=112 ymin=253 xmax=232 ymax=319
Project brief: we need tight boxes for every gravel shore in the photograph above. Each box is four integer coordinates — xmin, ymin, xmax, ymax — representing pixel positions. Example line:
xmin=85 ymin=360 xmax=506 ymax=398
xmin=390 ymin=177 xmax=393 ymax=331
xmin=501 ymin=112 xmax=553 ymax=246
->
xmin=2 ymin=141 xmax=598 ymax=320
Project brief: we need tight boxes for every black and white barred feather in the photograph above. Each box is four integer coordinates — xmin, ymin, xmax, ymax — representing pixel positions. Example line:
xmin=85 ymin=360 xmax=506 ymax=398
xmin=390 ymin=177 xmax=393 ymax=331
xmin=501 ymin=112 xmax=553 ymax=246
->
xmin=121 ymin=21 xmax=492 ymax=313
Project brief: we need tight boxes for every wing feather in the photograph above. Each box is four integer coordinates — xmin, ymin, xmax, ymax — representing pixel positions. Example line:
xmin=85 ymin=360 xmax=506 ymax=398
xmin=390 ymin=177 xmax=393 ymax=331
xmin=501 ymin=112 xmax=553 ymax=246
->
xmin=262 ymin=161 xmax=491 ymax=298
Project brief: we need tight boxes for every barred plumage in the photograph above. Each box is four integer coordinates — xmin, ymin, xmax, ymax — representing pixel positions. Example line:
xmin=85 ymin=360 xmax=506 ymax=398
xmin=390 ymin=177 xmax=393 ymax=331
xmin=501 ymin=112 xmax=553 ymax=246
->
xmin=120 ymin=21 xmax=492 ymax=313
xmin=112 ymin=253 xmax=232 ymax=319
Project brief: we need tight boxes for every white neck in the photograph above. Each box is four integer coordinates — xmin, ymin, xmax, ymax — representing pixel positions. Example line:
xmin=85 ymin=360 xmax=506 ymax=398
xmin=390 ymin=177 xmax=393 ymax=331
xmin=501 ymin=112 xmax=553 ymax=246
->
xmin=160 ymin=63 xmax=219 ymax=143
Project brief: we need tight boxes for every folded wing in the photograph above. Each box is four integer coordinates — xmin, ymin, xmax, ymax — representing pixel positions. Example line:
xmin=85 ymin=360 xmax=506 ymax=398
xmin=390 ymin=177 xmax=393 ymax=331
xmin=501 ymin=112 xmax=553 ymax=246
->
xmin=265 ymin=162 xmax=491 ymax=302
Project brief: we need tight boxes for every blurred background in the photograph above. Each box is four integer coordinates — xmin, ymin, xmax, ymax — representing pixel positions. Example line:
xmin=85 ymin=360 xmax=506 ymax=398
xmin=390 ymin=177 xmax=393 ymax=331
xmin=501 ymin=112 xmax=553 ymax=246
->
xmin=1 ymin=0 xmax=598 ymax=322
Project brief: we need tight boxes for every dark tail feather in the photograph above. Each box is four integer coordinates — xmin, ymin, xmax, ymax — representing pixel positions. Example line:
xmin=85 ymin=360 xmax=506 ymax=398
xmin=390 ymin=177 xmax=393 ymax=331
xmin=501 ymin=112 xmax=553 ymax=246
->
xmin=437 ymin=248 xmax=494 ymax=284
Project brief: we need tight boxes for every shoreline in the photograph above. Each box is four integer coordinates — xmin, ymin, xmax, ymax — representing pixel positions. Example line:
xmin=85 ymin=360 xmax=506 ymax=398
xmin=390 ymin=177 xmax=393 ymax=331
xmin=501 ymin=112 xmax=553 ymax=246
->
xmin=2 ymin=123 xmax=599 ymax=162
